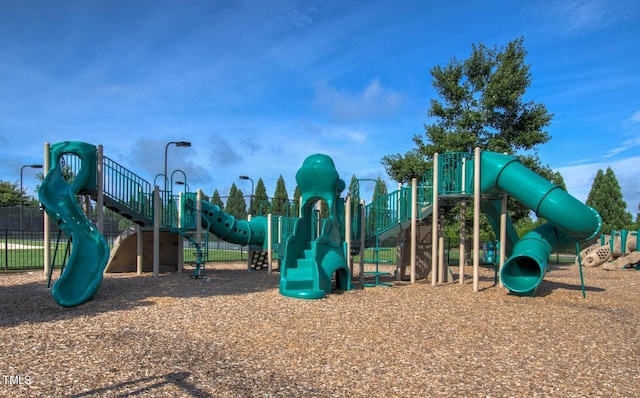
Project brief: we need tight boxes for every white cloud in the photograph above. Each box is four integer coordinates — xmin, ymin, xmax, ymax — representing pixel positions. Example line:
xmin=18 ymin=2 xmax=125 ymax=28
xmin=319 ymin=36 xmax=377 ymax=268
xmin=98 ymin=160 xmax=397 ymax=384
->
xmin=313 ymin=79 xmax=403 ymax=122
xmin=556 ymin=155 xmax=640 ymax=213
xmin=527 ymin=0 xmax=617 ymax=37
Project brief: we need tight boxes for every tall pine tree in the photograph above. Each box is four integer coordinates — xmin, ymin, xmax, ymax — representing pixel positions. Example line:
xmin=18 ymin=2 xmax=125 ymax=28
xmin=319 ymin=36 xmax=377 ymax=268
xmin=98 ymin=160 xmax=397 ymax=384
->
xmin=253 ymin=178 xmax=269 ymax=216
xmin=210 ymin=189 xmax=224 ymax=209
xmin=348 ymin=175 xmax=359 ymax=202
xmin=367 ymin=177 xmax=390 ymax=232
xmin=271 ymin=175 xmax=290 ymax=216
xmin=586 ymin=168 xmax=632 ymax=233
xmin=225 ymin=183 xmax=247 ymax=220
xmin=292 ymin=186 xmax=301 ymax=217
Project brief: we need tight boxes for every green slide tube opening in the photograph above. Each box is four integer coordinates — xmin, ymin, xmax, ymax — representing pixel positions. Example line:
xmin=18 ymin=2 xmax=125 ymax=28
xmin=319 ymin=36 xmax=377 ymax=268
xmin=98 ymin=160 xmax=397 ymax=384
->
xmin=501 ymin=255 xmax=544 ymax=295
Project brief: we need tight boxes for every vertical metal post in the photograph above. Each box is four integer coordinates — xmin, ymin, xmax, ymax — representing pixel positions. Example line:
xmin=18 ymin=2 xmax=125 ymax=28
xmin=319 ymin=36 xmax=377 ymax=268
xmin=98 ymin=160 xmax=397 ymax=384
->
xmin=461 ymin=157 xmax=466 ymax=194
xmin=153 ymin=186 xmax=160 ymax=278
xmin=438 ymin=235 xmax=445 ymax=283
xmin=431 ymin=153 xmax=439 ymax=286
xmin=177 ymin=192 xmax=184 ymax=274
xmin=267 ymin=214 xmax=273 ymax=273
xmin=359 ymin=199 xmax=365 ymax=285
xmin=345 ymin=194 xmax=352 ymax=279
xmin=410 ymin=178 xmax=417 ymax=284
xmin=136 ymin=225 xmax=143 ymax=275
xmin=459 ymin=201 xmax=466 ymax=285
xmin=43 ymin=142 xmax=51 ymax=279
xmin=96 ymin=145 xmax=104 ymax=235
xmin=473 ymin=148 xmax=481 ymax=292
xmin=499 ymin=192 xmax=507 ymax=288
xmin=196 ymin=189 xmax=203 ymax=245
xmin=5 ymin=230 xmax=8 ymax=271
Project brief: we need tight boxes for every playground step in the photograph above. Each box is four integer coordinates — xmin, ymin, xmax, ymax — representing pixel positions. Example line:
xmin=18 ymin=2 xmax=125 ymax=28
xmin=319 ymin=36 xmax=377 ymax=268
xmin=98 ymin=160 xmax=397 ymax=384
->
xmin=185 ymin=262 xmax=206 ymax=279
xmin=296 ymin=257 xmax=313 ymax=269
xmin=364 ymin=270 xmax=392 ymax=276
xmin=361 ymin=259 xmax=392 ymax=264
xmin=285 ymin=279 xmax=315 ymax=290
xmin=286 ymin=266 xmax=314 ymax=279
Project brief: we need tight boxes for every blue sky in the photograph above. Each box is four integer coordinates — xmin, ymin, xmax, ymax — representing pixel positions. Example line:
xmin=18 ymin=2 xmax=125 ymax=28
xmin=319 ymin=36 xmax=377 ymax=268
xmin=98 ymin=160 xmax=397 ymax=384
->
xmin=1 ymin=0 xmax=639 ymax=214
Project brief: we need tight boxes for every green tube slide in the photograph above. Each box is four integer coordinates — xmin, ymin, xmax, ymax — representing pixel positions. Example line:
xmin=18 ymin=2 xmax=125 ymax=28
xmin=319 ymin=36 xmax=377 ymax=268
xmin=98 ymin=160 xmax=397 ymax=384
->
xmin=480 ymin=152 xmax=601 ymax=295
xmin=199 ymin=201 xmax=267 ymax=246
xmin=38 ymin=141 xmax=110 ymax=307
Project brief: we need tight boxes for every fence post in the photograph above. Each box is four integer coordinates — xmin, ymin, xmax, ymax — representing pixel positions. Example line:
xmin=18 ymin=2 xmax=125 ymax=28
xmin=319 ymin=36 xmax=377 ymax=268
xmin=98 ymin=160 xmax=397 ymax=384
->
xmin=4 ymin=229 xmax=8 ymax=271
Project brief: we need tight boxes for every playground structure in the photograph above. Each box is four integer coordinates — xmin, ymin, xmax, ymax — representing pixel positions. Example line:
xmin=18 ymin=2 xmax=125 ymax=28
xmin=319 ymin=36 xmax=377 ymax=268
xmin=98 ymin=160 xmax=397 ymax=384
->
xmin=577 ymin=230 xmax=640 ymax=270
xmin=39 ymin=141 xmax=601 ymax=307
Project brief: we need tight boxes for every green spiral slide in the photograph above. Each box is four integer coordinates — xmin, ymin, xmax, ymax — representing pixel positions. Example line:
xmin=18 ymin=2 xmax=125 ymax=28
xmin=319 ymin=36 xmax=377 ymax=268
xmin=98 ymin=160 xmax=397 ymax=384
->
xmin=38 ymin=142 xmax=110 ymax=307
xmin=480 ymin=152 xmax=602 ymax=295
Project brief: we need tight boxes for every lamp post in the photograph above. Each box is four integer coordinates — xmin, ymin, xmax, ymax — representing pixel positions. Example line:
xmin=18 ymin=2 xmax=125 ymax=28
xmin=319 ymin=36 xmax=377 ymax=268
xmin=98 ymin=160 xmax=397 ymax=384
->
xmin=20 ymin=164 xmax=43 ymax=231
xmin=174 ymin=180 xmax=190 ymax=192
xmin=239 ymin=175 xmax=254 ymax=217
xmin=171 ymin=169 xmax=188 ymax=193
xmin=164 ymin=141 xmax=191 ymax=193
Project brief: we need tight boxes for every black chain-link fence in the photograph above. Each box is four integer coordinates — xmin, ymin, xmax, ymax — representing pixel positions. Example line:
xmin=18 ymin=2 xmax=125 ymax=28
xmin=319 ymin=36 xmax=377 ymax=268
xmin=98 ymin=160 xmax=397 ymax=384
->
xmin=0 ymin=206 xmax=248 ymax=271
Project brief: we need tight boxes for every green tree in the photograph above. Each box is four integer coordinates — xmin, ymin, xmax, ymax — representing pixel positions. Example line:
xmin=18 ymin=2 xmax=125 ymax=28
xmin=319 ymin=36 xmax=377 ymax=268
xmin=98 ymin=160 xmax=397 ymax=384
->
xmin=586 ymin=168 xmax=632 ymax=233
xmin=0 ymin=181 xmax=21 ymax=207
xmin=381 ymin=149 xmax=431 ymax=184
xmin=419 ymin=37 xmax=552 ymax=157
xmin=348 ymin=175 xmax=359 ymax=200
xmin=382 ymin=37 xmax=556 ymax=225
xmin=253 ymin=178 xmax=269 ymax=216
xmin=292 ymin=186 xmax=301 ymax=217
xmin=367 ymin=177 xmax=390 ymax=232
xmin=210 ymin=189 xmax=225 ymax=209
xmin=271 ymin=175 xmax=290 ymax=216
xmin=633 ymin=203 xmax=640 ymax=230
xmin=225 ymin=183 xmax=247 ymax=220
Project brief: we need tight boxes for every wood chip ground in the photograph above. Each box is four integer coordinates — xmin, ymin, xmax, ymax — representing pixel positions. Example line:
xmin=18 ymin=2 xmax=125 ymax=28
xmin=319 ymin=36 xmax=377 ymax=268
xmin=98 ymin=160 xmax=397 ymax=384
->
xmin=1 ymin=262 xmax=639 ymax=397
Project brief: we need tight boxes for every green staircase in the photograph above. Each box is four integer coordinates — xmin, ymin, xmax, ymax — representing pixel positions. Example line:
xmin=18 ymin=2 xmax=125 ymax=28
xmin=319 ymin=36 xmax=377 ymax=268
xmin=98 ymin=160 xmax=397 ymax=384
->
xmin=282 ymin=241 xmax=324 ymax=298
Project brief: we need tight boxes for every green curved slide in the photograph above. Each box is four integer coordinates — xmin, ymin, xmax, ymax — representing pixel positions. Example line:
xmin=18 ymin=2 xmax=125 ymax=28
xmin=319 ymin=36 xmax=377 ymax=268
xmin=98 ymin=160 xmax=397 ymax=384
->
xmin=38 ymin=141 xmax=110 ymax=307
xmin=480 ymin=152 xmax=602 ymax=295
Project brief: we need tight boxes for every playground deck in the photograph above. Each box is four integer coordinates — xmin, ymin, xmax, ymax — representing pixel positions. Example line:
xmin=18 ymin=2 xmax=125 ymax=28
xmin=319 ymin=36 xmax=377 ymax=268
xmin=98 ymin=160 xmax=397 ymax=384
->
xmin=1 ymin=263 xmax=639 ymax=397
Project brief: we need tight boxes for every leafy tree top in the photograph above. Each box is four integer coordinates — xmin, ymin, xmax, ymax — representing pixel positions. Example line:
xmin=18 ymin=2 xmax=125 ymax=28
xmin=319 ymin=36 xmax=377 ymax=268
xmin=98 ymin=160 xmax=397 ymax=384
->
xmin=382 ymin=37 xmax=553 ymax=184
xmin=0 ymin=180 xmax=21 ymax=207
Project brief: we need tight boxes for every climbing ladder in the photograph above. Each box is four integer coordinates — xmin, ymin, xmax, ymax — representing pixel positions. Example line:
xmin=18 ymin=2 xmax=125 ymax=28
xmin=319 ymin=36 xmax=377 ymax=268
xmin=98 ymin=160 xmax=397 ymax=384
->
xmin=172 ymin=200 xmax=211 ymax=279
xmin=362 ymin=194 xmax=393 ymax=287
xmin=248 ymin=248 xmax=269 ymax=271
